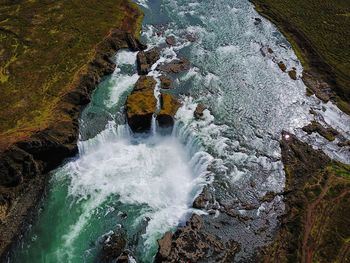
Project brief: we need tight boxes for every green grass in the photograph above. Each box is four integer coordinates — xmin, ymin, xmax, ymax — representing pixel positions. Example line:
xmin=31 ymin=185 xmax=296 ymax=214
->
xmin=252 ymin=0 xmax=350 ymax=111
xmin=0 ymin=0 xmax=142 ymax=148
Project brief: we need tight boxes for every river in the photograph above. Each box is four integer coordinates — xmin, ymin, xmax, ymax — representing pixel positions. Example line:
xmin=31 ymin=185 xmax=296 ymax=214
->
xmin=12 ymin=0 xmax=350 ymax=262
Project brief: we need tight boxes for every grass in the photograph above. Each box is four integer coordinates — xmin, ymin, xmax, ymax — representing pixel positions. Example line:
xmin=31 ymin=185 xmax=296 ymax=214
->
xmin=252 ymin=0 xmax=350 ymax=112
xmin=0 ymin=0 xmax=142 ymax=149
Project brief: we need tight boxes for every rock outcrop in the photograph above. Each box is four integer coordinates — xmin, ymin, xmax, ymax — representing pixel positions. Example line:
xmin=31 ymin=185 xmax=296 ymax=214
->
xmin=157 ymin=58 xmax=190 ymax=74
xmin=136 ymin=47 xmax=160 ymax=75
xmin=155 ymin=214 xmax=240 ymax=263
xmin=302 ymin=121 xmax=339 ymax=141
xmin=157 ymin=93 xmax=180 ymax=128
xmin=125 ymin=75 xmax=180 ymax=132
xmin=126 ymin=76 xmax=157 ymax=133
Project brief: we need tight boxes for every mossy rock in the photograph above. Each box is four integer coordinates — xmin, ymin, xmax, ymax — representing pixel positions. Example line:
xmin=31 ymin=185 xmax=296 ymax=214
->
xmin=126 ymin=76 xmax=157 ymax=132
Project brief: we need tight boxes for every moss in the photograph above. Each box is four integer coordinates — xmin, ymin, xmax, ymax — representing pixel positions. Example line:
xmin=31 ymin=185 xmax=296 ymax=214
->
xmin=0 ymin=0 xmax=142 ymax=148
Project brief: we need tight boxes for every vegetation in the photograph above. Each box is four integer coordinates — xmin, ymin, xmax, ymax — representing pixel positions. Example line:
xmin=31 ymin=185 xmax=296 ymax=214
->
xmin=252 ymin=0 xmax=350 ymax=114
xmin=0 ymin=0 xmax=142 ymax=149
xmin=261 ymin=134 xmax=350 ymax=262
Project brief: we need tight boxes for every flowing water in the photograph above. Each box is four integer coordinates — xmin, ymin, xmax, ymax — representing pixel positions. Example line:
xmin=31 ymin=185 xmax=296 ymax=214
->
xmin=12 ymin=0 xmax=350 ymax=262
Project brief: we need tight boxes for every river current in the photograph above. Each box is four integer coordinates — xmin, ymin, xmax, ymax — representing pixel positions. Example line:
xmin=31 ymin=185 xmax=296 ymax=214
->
xmin=12 ymin=0 xmax=350 ymax=262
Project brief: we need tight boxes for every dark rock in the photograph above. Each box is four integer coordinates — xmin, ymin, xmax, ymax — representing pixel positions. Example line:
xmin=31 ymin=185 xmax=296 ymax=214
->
xmin=136 ymin=47 xmax=160 ymax=75
xmin=254 ymin=17 xmax=262 ymax=25
xmin=165 ymin=35 xmax=176 ymax=46
xmin=157 ymin=58 xmax=190 ymax=73
xmin=193 ymin=187 xmax=212 ymax=209
xmin=102 ymin=230 xmax=127 ymax=262
xmin=159 ymin=75 xmax=172 ymax=89
xmin=194 ymin=103 xmax=206 ymax=120
xmin=185 ymin=33 xmax=196 ymax=42
xmin=155 ymin=214 xmax=240 ymax=263
xmin=125 ymin=32 xmax=147 ymax=51
xmin=267 ymin=47 xmax=274 ymax=54
xmin=302 ymin=121 xmax=339 ymax=141
xmin=302 ymin=71 xmax=334 ymax=102
xmin=277 ymin=61 xmax=287 ymax=72
xmin=260 ymin=191 xmax=277 ymax=203
xmin=0 ymin=146 xmax=39 ymax=187
xmin=338 ymin=140 xmax=350 ymax=147
xmin=288 ymin=68 xmax=297 ymax=80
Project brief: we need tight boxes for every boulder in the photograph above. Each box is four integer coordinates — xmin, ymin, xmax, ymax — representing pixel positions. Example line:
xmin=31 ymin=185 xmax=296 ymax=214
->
xmin=254 ymin=17 xmax=262 ymax=25
xmin=194 ymin=103 xmax=206 ymax=120
xmin=277 ymin=61 xmax=287 ymax=72
xmin=126 ymin=76 xmax=157 ymax=133
xmin=165 ymin=35 xmax=176 ymax=46
xmin=159 ymin=75 xmax=172 ymax=89
xmin=157 ymin=58 xmax=190 ymax=73
xmin=136 ymin=47 xmax=160 ymax=75
xmin=288 ymin=68 xmax=297 ymax=80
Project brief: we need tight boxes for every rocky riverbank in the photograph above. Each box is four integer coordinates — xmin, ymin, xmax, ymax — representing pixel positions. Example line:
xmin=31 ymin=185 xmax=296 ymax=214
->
xmin=0 ymin=2 xmax=144 ymax=260
xmin=260 ymin=132 xmax=350 ymax=262
xmin=251 ymin=0 xmax=350 ymax=115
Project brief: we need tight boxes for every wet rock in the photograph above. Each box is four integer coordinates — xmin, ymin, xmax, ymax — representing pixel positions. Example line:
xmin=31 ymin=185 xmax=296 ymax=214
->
xmin=288 ymin=68 xmax=297 ymax=80
xmin=185 ymin=33 xmax=196 ymax=42
xmin=165 ymin=35 xmax=176 ymax=46
xmin=125 ymin=32 xmax=147 ymax=51
xmin=260 ymin=191 xmax=277 ymax=203
xmin=159 ymin=75 xmax=172 ymax=89
xmin=157 ymin=58 xmax=190 ymax=73
xmin=302 ymin=121 xmax=339 ymax=141
xmin=254 ymin=17 xmax=262 ymax=25
xmin=155 ymin=214 xmax=240 ymax=262
xmin=193 ymin=187 xmax=212 ymax=209
xmin=136 ymin=47 xmax=160 ymax=75
xmin=126 ymin=74 xmax=179 ymax=132
xmin=115 ymin=251 xmax=130 ymax=263
xmin=302 ymin=71 xmax=334 ymax=102
xmin=338 ymin=140 xmax=350 ymax=147
xmin=157 ymin=93 xmax=180 ymax=129
xmin=102 ymin=230 xmax=127 ymax=262
xmin=194 ymin=103 xmax=206 ymax=120
xmin=277 ymin=61 xmax=287 ymax=72
xmin=126 ymin=76 xmax=157 ymax=133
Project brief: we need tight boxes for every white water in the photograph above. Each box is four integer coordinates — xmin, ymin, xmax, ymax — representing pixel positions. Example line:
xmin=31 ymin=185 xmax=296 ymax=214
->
xmin=58 ymin=50 xmax=211 ymax=260
xmin=14 ymin=0 xmax=350 ymax=262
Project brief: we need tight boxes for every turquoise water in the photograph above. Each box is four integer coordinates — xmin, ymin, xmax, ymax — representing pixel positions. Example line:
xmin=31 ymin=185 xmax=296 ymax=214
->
xmin=12 ymin=0 xmax=350 ymax=262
